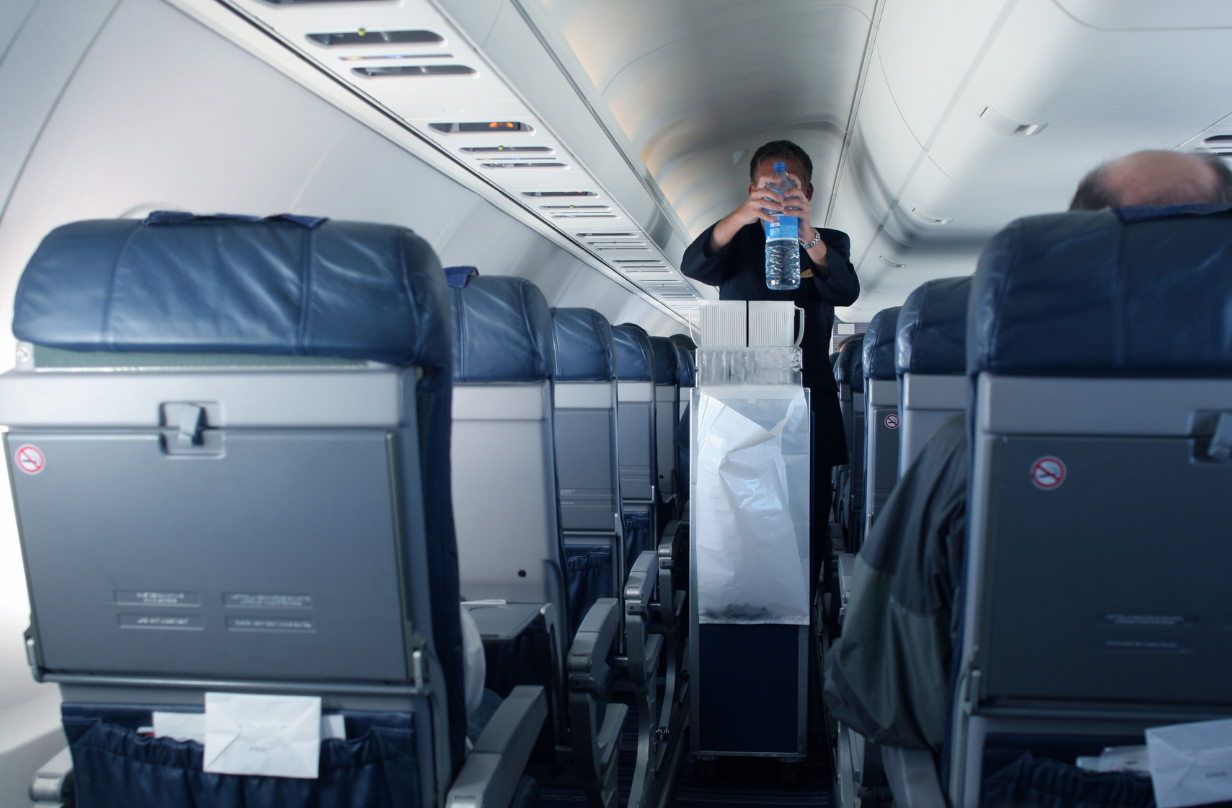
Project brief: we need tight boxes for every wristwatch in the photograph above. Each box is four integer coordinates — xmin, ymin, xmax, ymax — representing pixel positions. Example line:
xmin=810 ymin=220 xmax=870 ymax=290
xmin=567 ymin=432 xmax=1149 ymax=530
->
xmin=800 ymin=229 xmax=822 ymax=249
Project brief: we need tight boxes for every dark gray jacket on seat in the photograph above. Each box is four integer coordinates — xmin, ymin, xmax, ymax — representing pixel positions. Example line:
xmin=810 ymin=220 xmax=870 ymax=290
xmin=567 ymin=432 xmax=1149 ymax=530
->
xmin=822 ymin=413 xmax=967 ymax=752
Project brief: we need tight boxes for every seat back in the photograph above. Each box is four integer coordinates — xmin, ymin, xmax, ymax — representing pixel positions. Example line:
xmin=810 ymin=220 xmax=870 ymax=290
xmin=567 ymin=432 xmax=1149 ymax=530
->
xmin=950 ymin=206 xmax=1232 ymax=806
xmin=670 ymin=335 xmax=696 ymax=506
xmin=450 ymin=274 xmax=563 ymax=618
xmin=835 ymin=334 xmax=866 ymax=545
xmin=612 ymin=324 xmax=657 ymax=570
xmin=670 ymin=334 xmax=696 ymax=420
xmin=861 ymin=306 xmax=901 ymax=534
xmin=1 ymin=215 xmax=460 ymax=806
xmin=649 ymin=336 xmax=680 ymax=511
xmin=895 ymin=277 xmax=969 ymax=473
xmin=551 ymin=307 xmax=622 ymax=634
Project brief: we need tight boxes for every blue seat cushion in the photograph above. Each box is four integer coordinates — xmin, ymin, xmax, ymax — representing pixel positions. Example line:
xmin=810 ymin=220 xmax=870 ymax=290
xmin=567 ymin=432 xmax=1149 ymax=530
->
xmin=672 ymin=340 xmax=696 ymax=387
xmin=895 ymin=277 xmax=970 ymax=377
xmin=862 ymin=306 xmax=901 ymax=381
xmin=834 ymin=333 xmax=865 ymax=392
xmin=612 ymin=324 xmax=655 ymax=382
xmin=451 ymin=276 xmax=553 ymax=383
xmin=551 ymin=308 xmax=616 ymax=382
xmin=14 ymin=216 xmax=448 ymax=369
xmin=648 ymin=336 xmax=678 ymax=385
xmin=971 ymin=205 xmax=1232 ymax=377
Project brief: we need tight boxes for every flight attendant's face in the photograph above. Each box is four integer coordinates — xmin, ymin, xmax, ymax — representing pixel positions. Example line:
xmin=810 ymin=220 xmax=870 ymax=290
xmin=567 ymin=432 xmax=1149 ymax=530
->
xmin=750 ymin=158 xmax=814 ymax=201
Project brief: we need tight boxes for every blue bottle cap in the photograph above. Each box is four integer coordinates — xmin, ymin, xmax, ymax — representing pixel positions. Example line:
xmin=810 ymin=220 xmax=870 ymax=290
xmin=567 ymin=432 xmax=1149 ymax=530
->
xmin=773 ymin=161 xmax=786 ymax=172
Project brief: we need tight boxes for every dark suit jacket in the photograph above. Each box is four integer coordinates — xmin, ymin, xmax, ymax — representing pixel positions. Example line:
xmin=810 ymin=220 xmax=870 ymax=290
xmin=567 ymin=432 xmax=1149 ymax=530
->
xmin=681 ymin=222 xmax=860 ymax=391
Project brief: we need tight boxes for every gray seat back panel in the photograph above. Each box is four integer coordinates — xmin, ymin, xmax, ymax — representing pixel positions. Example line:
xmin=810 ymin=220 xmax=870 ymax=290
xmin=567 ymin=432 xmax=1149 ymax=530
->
xmin=11 ymin=428 xmax=411 ymax=683
xmin=618 ymin=382 xmax=655 ymax=502
xmin=966 ymin=376 xmax=1232 ymax=711
xmin=656 ymin=384 xmax=678 ymax=497
xmin=899 ymin=373 xmax=965 ymax=472
xmin=555 ymin=408 xmax=618 ymax=531
xmin=864 ymin=378 xmax=900 ymax=529
xmin=451 ymin=381 xmax=560 ymax=604
xmin=0 ymin=369 xmax=404 ymax=428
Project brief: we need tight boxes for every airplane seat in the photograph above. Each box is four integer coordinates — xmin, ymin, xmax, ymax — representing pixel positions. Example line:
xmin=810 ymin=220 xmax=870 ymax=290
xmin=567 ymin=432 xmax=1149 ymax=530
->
xmin=611 ymin=325 xmax=657 ymax=578
xmin=834 ymin=334 xmax=866 ymax=548
xmin=898 ymin=205 xmax=1232 ymax=808
xmin=861 ymin=306 xmax=902 ymax=537
xmin=2 ymin=215 xmax=545 ymax=808
xmin=550 ymin=307 xmax=622 ymax=641
xmin=648 ymin=336 xmax=680 ymax=526
xmin=831 ymin=338 xmax=855 ymax=527
xmin=894 ymin=276 xmax=970 ymax=474
xmin=666 ymin=336 xmax=695 ymax=596
xmin=450 ymin=278 xmax=626 ymax=808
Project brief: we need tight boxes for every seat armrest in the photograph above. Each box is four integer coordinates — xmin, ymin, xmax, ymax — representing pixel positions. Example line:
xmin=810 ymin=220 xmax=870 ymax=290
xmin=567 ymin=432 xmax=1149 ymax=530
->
xmin=624 ymin=552 xmax=662 ymax=687
xmin=657 ymin=521 xmax=683 ymax=569
xmin=656 ymin=521 xmax=684 ymax=631
xmin=567 ymin=599 xmax=622 ymax=783
xmin=882 ymin=745 xmax=947 ymax=808
xmin=447 ymin=686 xmax=547 ymax=808
xmin=30 ymin=747 xmax=73 ymax=805
xmin=624 ymin=552 xmax=657 ymax=618
xmin=568 ymin=598 xmax=619 ymax=685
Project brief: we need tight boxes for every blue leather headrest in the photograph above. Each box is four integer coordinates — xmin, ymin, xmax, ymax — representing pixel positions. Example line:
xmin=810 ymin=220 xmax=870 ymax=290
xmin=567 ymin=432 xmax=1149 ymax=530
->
xmin=648 ymin=336 xmax=678 ymax=385
xmin=896 ymin=277 xmax=971 ymax=376
xmin=669 ymin=333 xmax=696 ymax=386
xmin=673 ymin=342 xmax=695 ymax=387
xmin=971 ymin=206 xmax=1232 ymax=377
xmin=862 ymin=307 xmax=902 ymax=381
xmin=612 ymin=324 xmax=654 ymax=382
xmin=451 ymin=276 xmax=553 ymax=383
xmin=551 ymin=308 xmax=615 ymax=382
xmin=669 ymin=333 xmax=697 ymax=352
xmin=835 ymin=333 xmax=865 ymax=393
xmin=13 ymin=218 xmax=449 ymax=368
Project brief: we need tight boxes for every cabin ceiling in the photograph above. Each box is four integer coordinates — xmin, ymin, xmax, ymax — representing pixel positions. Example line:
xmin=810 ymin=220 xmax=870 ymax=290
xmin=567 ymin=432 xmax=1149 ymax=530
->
xmin=538 ymin=0 xmax=1232 ymax=322
xmin=3 ymin=0 xmax=1232 ymax=332
xmin=539 ymin=0 xmax=875 ymax=237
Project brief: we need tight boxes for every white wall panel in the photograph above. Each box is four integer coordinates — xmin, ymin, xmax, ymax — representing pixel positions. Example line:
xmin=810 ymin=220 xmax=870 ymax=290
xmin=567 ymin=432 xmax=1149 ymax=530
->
xmin=0 ymin=0 xmax=120 ymax=214
xmin=874 ymin=0 xmax=1009 ymax=145
xmin=0 ymin=0 xmax=39 ymax=61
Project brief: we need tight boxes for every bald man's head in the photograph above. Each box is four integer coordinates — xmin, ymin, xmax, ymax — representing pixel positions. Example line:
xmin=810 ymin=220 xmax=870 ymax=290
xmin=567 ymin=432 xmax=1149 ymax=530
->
xmin=1069 ymin=150 xmax=1232 ymax=211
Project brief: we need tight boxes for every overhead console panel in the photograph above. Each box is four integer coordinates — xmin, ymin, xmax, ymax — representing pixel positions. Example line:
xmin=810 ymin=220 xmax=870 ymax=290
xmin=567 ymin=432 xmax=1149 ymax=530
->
xmin=171 ymin=0 xmax=704 ymax=321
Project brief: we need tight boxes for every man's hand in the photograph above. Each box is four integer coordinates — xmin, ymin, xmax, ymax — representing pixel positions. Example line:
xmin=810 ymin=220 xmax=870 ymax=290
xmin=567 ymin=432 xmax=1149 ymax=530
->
xmin=783 ymin=173 xmax=828 ymax=269
xmin=706 ymin=175 xmax=793 ymax=254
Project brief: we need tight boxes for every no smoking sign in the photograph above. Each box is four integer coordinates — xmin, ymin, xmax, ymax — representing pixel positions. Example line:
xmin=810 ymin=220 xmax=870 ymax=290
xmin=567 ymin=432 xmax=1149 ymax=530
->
xmin=1030 ymin=456 xmax=1066 ymax=490
xmin=884 ymin=413 xmax=899 ymax=430
xmin=15 ymin=445 xmax=44 ymax=475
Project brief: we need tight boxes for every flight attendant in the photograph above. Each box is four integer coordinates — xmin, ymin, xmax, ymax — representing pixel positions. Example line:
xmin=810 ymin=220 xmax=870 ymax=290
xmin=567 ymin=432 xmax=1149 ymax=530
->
xmin=681 ymin=140 xmax=860 ymax=595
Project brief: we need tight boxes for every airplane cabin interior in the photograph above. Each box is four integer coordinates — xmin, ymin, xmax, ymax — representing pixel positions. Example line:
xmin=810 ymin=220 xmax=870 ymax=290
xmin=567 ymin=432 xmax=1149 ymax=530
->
xmin=2 ymin=1 xmax=1232 ymax=807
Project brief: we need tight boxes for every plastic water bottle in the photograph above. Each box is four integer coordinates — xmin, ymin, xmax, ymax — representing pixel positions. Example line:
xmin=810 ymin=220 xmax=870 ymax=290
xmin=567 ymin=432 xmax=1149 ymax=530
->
xmin=763 ymin=161 xmax=800 ymax=290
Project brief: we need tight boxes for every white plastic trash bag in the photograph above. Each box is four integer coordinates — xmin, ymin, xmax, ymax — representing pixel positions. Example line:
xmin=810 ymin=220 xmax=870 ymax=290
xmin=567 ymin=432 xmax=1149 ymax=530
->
xmin=694 ymin=388 xmax=810 ymax=624
xmin=1148 ymin=718 xmax=1232 ymax=808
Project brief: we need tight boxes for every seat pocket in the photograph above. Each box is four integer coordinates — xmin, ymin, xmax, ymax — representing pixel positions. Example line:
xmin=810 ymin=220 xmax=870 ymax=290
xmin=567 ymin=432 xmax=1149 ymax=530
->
xmin=64 ymin=714 xmax=420 ymax=808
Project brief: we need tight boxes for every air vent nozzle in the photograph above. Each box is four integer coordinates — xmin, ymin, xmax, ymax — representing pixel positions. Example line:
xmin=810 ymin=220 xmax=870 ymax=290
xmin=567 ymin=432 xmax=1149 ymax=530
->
xmin=309 ymin=30 xmax=442 ymax=46
xmin=461 ymin=146 xmax=553 ymax=154
xmin=482 ymin=162 xmax=567 ymax=169
xmin=353 ymin=65 xmax=474 ymax=77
